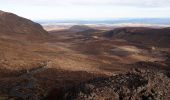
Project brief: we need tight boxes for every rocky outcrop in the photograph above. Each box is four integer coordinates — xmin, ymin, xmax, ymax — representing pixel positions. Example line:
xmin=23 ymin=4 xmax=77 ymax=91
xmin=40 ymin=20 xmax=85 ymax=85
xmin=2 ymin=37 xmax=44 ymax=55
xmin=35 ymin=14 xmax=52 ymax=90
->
xmin=63 ymin=69 xmax=170 ymax=100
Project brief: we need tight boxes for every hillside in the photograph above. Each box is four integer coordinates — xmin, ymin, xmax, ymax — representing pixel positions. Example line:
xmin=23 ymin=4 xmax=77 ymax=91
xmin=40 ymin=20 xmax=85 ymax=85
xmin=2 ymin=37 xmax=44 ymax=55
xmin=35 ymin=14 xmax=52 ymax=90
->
xmin=0 ymin=10 xmax=48 ymax=41
xmin=104 ymin=27 xmax=170 ymax=47
xmin=69 ymin=25 xmax=94 ymax=32
xmin=0 ymin=10 xmax=50 ymax=70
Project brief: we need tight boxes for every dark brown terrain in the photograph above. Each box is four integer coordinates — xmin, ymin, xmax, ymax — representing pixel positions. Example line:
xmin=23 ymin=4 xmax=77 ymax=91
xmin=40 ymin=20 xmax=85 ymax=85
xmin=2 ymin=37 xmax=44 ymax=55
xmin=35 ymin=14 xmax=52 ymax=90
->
xmin=69 ymin=25 xmax=94 ymax=32
xmin=0 ymin=10 xmax=170 ymax=100
xmin=0 ymin=10 xmax=48 ymax=41
xmin=104 ymin=27 xmax=170 ymax=47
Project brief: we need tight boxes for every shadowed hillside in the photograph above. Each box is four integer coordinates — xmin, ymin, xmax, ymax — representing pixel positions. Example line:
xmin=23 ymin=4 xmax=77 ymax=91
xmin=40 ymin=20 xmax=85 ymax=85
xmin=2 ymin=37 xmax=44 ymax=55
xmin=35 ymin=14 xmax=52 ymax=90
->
xmin=104 ymin=27 xmax=170 ymax=47
xmin=62 ymin=69 xmax=170 ymax=100
xmin=69 ymin=25 xmax=94 ymax=32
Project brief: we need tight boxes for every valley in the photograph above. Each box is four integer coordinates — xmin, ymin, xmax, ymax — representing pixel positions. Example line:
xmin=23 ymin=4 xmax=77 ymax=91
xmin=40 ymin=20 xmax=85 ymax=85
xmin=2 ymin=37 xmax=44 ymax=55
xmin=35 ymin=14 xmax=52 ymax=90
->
xmin=0 ymin=10 xmax=170 ymax=100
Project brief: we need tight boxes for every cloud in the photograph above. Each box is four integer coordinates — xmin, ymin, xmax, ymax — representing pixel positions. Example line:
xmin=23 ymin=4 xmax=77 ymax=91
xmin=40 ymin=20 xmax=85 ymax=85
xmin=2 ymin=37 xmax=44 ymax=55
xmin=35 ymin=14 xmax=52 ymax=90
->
xmin=0 ymin=0 xmax=169 ymax=20
xmin=2 ymin=0 xmax=170 ymax=7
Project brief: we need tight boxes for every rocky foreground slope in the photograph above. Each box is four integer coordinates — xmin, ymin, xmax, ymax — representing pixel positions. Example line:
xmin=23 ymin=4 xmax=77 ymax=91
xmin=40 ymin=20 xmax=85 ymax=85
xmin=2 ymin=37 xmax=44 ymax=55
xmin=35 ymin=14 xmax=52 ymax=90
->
xmin=62 ymin=69 xmax=170 ymax=100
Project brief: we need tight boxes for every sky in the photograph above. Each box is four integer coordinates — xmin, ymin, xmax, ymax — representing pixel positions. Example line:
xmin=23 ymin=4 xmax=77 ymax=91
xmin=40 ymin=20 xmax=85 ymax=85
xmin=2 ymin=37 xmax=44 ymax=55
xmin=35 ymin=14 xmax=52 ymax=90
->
xmin=0 ymin=0 xmax=170 ymax=20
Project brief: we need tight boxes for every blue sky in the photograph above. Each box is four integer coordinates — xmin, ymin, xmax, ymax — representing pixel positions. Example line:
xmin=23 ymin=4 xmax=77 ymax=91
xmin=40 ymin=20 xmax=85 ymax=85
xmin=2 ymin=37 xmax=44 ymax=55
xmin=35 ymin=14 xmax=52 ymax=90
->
xmin=0 ymin=0 xmax=170 ymax=20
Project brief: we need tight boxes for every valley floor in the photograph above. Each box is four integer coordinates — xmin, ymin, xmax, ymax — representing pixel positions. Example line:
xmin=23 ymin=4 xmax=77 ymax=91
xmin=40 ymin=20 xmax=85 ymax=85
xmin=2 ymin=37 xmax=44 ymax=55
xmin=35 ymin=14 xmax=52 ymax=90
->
xmin=0 ymin=28 xmax=170 ymax=99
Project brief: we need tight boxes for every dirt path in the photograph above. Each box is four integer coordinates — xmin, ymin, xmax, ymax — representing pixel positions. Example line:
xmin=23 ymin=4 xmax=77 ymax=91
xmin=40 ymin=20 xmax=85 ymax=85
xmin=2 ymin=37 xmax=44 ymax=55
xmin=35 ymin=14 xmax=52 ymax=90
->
xmin=9 ymin=61 xmax=51 ymax=99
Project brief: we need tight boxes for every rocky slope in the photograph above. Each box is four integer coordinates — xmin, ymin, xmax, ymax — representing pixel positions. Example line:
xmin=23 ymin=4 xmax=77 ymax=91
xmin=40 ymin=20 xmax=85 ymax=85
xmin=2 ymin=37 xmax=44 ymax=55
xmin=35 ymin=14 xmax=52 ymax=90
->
xmin=63 ymin=69 xmax=170 ymax=100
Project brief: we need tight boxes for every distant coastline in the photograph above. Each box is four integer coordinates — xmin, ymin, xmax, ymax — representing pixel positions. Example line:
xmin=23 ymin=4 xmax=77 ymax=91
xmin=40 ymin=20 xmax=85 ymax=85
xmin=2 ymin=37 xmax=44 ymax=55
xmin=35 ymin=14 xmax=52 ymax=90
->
xmin=37 ymin=18 xmax=170 ymax=25
xmin=38 ymin=18 xmax=170 ymax=31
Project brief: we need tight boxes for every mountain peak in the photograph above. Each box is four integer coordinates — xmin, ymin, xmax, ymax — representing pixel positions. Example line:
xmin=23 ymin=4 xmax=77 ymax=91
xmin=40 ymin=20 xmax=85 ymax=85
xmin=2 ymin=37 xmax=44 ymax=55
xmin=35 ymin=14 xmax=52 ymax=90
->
xmin=0 ymin=10 xmax=48 ymax=40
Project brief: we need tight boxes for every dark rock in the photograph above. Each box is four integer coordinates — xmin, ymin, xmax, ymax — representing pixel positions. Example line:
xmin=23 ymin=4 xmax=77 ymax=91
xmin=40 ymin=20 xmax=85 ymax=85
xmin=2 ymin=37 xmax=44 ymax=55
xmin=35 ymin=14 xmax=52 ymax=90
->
xmin=63 ymin=69 xmax=170 ymax=100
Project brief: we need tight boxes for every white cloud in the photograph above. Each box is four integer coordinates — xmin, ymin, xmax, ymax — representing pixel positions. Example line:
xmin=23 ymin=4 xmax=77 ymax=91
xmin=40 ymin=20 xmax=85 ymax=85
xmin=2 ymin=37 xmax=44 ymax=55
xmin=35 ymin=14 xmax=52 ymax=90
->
xmin=1 ymin=0 xmax=170 ymax=7
xmin=0 ymin=0 xmax=170 ymax=20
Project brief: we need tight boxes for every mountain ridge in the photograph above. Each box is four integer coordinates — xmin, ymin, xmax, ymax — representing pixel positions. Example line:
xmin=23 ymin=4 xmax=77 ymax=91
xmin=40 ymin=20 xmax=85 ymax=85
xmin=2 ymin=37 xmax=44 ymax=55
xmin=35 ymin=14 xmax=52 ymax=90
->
xmin=0 ymin=10 xmax=48 ymax=41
